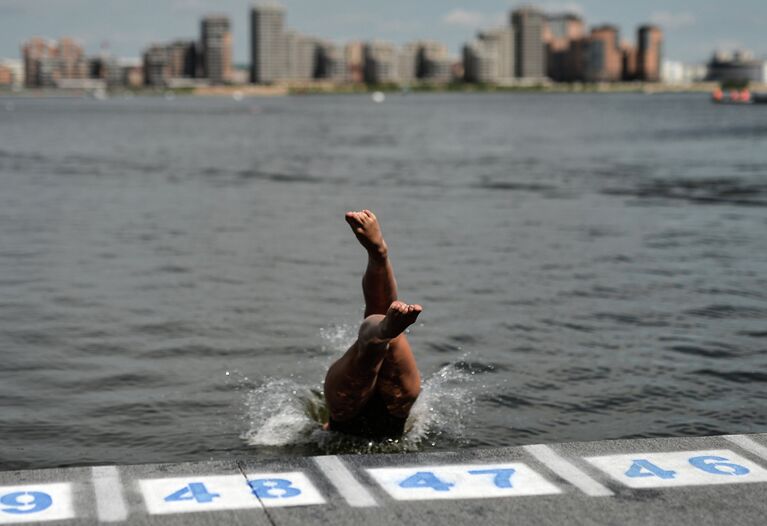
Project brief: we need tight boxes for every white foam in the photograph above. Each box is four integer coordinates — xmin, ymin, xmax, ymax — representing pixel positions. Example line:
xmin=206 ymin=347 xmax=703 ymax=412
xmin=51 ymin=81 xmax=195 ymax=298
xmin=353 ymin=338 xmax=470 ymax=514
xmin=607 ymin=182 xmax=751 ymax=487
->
xmin=241 ymin=356 xmax=477 ymax=452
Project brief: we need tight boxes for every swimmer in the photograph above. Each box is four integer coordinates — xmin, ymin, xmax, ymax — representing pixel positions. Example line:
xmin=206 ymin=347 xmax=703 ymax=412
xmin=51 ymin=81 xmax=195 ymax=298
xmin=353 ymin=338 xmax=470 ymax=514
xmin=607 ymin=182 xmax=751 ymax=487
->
xmin=323 ymin=210 xmax=422 ymax=438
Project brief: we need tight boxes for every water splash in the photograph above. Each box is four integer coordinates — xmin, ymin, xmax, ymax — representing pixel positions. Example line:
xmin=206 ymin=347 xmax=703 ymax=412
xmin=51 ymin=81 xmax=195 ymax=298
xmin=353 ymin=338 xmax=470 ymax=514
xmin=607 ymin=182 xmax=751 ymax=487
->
xmin=240 ymin=357 xmax=477 ymax=454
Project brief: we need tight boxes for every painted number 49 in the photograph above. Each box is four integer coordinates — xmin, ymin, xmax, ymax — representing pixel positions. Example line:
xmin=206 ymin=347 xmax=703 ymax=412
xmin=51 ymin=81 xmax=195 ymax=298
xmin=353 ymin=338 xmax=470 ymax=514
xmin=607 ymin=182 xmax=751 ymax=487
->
xmin=1 ymin=491 xmax=53 ymax=514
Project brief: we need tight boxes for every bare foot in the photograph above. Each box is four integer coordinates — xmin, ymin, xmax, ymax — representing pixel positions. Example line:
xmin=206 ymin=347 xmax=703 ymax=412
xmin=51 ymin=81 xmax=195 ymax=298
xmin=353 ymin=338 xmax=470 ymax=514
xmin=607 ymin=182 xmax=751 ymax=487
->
xmin=379 ymin=301 xmax=422 ymax=339
xmin=345 ymin=209 xmax=388 ymax=260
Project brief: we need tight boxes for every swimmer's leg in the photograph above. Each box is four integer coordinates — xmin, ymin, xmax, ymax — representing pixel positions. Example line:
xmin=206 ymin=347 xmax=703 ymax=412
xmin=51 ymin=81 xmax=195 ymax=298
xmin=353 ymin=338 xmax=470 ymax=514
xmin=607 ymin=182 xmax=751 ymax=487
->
xmin=375 ymin=334 xmax=421 ymax=418
xmin=324 ymin=302 xmax=422 ymax=423
xmin=345 ymin=210 xmax=398 ymax=317
xmin=343 ymin=209 xmax=422 ymax=419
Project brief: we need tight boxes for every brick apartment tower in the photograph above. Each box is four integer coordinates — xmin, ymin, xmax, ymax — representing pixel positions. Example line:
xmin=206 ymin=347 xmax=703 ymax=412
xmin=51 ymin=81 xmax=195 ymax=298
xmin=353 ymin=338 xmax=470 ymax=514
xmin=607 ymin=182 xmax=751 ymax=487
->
xmin=544 ymin=13 xmax=585 ymax=81
xmin=638 ymin=25 xmax=663 ymax=82
xmin=584 ymin=25 xmax=622 ymax=82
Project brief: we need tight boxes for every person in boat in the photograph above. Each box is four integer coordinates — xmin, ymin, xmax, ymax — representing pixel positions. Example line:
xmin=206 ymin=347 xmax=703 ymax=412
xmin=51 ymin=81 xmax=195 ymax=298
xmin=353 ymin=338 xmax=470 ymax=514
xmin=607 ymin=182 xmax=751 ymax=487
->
xmin=323 ymin=210 xmax=422 ymax=438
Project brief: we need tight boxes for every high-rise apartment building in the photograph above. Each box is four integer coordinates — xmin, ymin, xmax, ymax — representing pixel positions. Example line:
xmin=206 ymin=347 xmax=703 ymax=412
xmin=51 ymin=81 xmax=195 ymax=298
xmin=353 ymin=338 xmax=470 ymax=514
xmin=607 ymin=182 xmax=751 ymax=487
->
xmin=22 ymin=38 xmax=52 ymax=87
xmin=417 ymin=41 xmax=453 ymax=83
xmin=398 ymin=43 xmax=419 ymax=84
xmin=638 ymin=25 xmax=663 ymax=82
xmin=544 ymin=13 xmax=584 ymax=81
xmin=511 ymin=7 xmax=546 ymax=79
xmin=250 ymin=4 xmax=286 ymax=84
xmin=477 ymin=28 xmax=515 ymax=83
xmin=168 ymin=40 xmax=198 ymax=79
xmin=363 ymin=42 xmax=399 ymax=84
xmin=344 ymin=42 xmax=365 ymax=83
xmin=143 ymin=44 xmax=170 ymax=86
xmin=463 ymin=40 xmax=500 ymax=84
xmin=22 ymin=37 xmax=87 ymax=88
xmin=621 ymin=43 xmax=638 ymax=80
xmin=583 ymin=25 xmax=622 ymax=82
xmin=201 ymin=16 xmax=232 ymax=84
xmin=316 ymin=41 xmax=345 ymax=81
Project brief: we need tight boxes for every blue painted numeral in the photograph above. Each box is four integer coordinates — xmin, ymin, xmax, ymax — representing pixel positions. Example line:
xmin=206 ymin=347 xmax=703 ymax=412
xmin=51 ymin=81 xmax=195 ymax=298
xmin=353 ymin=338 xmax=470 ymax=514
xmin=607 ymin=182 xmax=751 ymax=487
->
xmin=1 ymin=491 xmax=53 ymax=514
xmin=164 ymin=483 xmax=221 ymax=504
xmin=468 ymin=468 xmax=516 ymax=488
xmin=249 ymin=479 xmax=301 ymax=499
xmin=625 ymin=459 xmax=676 ymax=480
xmin=689 ymin=456 xmax=750 ymax=476
xmin=399 ymin=472 xmax=455 ymax=492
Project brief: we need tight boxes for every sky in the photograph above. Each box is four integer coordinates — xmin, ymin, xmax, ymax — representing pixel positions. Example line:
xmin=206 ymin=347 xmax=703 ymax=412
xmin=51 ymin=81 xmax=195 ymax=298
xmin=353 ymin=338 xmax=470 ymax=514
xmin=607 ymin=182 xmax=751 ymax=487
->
xmin=0 ymin=0 xmax=765 ymax=64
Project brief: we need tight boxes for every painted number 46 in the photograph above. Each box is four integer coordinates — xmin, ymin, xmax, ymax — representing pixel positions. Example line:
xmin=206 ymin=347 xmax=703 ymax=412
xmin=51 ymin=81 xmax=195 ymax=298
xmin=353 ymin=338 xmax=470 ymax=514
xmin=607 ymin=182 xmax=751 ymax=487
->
xmin=626 ymin=456 xmax=750 ymax=479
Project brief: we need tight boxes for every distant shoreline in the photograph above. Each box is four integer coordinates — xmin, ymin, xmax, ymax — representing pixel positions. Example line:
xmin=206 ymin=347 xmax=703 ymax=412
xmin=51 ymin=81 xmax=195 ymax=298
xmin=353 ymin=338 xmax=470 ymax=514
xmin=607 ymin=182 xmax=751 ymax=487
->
xmin=3 ymin=81 xmax=764 ymax=98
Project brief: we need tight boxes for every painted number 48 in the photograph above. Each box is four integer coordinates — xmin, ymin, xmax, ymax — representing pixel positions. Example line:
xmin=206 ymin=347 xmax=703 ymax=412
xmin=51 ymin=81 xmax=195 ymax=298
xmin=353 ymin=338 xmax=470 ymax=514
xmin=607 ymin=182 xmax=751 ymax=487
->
xmin=626 ymin=456 xmax=750 ymax=480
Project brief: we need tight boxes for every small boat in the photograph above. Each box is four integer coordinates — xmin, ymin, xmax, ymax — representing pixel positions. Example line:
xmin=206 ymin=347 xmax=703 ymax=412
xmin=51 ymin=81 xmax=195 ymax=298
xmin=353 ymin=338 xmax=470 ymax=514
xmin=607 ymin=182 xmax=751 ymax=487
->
xmin=712 ymin=88 xmax=767 ymax=105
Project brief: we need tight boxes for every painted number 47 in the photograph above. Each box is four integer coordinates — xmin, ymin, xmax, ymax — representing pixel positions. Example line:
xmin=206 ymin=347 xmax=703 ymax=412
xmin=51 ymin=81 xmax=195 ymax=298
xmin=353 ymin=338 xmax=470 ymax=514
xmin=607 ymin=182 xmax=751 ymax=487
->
xmin=399 ymin=468 xmax=517 ymax=492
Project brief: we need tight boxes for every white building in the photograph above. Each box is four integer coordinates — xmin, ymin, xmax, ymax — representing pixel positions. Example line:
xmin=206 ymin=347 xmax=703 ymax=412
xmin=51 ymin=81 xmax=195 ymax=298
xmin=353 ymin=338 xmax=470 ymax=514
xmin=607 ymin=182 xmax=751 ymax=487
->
xmin=661 ymin=60 xmax=706 ymax=84
xmin=463 ymin=40 xmax=499 ymax=83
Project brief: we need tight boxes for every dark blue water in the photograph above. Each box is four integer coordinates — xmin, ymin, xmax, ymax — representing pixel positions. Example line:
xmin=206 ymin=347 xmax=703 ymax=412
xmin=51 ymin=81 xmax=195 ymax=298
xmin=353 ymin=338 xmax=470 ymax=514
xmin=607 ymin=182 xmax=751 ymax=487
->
xmin=1 ymin=92 xmax=766 ymax=470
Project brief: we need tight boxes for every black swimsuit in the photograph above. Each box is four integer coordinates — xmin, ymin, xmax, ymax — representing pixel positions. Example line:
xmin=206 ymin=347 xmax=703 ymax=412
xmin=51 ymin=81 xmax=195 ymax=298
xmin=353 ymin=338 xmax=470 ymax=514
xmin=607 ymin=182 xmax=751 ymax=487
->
xmin=328 ymin=392 xmax=408 ymax=439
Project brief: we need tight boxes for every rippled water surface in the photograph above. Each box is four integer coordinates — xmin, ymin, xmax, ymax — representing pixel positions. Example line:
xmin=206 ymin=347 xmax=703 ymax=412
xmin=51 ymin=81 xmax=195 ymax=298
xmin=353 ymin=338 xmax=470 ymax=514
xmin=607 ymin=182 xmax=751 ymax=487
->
xmin=1 ymin=93 xmax=766 ymax=470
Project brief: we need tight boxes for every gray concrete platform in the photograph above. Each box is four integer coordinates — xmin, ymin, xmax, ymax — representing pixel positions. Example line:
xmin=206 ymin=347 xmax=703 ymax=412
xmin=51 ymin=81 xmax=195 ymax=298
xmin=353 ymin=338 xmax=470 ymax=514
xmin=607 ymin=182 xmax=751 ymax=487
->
xmin=1 ymin=433 xmax=766 ymax=525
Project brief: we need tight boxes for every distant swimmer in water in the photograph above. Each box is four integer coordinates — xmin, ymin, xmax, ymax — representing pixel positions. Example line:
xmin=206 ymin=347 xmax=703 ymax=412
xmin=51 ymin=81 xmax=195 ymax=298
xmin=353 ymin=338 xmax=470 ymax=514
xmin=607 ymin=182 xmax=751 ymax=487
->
xmin=323 ymin=210 xmax=422 ymax=438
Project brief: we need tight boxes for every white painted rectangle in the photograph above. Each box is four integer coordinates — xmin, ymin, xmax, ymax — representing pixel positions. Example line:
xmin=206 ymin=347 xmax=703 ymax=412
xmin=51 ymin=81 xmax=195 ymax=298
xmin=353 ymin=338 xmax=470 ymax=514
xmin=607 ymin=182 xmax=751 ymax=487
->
xmin=140 ymin=475 xmax=259 ymax=515
xmin=0 ymin=483 xmax=74 ymax=524
xmin=524 ymin=444 xmax=614 ymax=497
xmin=92 ymin=466 xmax=128 ymax=522
xmin=312 ymin=456 xmax=378 ymax=507
xmin=367 ymin=463 xmax=561 ymax=501
xmin=245 ymin=472 xmax=325 ymax=507
xmin=585 ymin=449 xmax=767 ymax=489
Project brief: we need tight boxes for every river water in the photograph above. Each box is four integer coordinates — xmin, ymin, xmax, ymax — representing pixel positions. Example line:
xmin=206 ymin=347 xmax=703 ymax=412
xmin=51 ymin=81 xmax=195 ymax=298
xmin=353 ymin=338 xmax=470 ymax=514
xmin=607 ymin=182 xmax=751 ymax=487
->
xmin=1 ymin=93 xmax=765 ymax=470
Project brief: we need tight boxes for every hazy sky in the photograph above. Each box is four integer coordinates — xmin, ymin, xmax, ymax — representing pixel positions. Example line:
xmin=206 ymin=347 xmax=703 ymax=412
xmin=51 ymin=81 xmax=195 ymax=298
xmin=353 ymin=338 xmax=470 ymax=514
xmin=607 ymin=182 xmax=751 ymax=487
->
xmin=1 ymin=0 xmax=765 ymax=63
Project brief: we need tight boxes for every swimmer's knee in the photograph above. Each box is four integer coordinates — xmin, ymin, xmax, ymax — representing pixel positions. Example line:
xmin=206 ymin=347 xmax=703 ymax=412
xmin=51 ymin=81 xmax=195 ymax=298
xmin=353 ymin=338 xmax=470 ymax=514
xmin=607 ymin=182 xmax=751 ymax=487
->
xmin=358 ymin=314 xmax=385 ymax=343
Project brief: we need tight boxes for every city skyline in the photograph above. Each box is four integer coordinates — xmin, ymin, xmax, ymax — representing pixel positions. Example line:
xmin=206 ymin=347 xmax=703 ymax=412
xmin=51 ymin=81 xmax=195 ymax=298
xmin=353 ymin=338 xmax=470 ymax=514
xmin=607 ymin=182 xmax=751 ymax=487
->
xmin=1 ymin=0 xmax=765 ymax=64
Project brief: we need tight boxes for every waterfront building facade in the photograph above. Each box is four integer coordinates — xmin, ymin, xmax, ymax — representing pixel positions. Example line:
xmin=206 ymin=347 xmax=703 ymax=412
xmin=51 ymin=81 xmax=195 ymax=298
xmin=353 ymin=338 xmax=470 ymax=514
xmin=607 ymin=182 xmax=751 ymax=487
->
xmin=476 ymin=28 xmax=515 ymax=83
xmin=364 ymin=42 xmax=399 ymax=84
xmin=621 ymin=42 xmax=638 ymax=80
xmin=316 ymin=41 xmax=345 ymax=81
xmin=638 ymin=25 xmax=663 ymax=82
xmin=398 ymin=43 xmax=419 ymax=85
xmin=250 ymin=4 xmax=286 ymax=84
xmin=167 ymin=40 xmax=198 ymax=79
xmin=583 ymin=25 xmax=622 ymax=82
xmin=22 ymin=37 xmax=88 ymax=88
xmin=201 ymin=16 xmax=232 ymax=84
xmin=511 ymin=7 xmax=546 ymax=79
xmin=417 ymin=41 xmax=453 ymax=83
xmin=344 ymin=42 xmax=365 ymax=83
xmin=544 ymin=13 xmax=584 ymax=81
xmin=143 ymin=44 xmax=170 ymax=86
xmin=463 ymin=40 xmax=499 ymax=84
